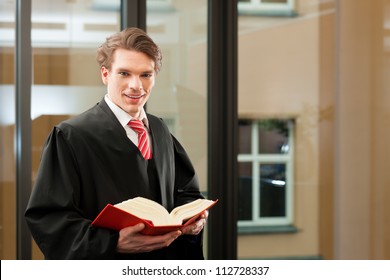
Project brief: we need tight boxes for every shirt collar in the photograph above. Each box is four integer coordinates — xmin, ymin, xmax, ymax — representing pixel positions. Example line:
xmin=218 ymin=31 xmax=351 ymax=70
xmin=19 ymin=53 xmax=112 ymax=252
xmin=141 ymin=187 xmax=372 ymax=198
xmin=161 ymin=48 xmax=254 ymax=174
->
xmin=104 ymin=94 xmax=149 ymax=129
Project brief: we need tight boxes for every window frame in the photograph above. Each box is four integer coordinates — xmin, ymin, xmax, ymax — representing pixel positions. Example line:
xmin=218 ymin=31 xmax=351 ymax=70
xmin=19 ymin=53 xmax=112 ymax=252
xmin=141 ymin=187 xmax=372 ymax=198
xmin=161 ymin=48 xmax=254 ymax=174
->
xmin=237 ymin=119 xmax=295 ymax=228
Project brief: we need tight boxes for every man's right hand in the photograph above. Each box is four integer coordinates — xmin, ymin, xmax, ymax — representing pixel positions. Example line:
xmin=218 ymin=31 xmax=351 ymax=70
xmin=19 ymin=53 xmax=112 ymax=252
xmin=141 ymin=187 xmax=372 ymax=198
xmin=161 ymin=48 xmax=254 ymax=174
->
xmin=116 ymin=223 xmax=182 ymax=254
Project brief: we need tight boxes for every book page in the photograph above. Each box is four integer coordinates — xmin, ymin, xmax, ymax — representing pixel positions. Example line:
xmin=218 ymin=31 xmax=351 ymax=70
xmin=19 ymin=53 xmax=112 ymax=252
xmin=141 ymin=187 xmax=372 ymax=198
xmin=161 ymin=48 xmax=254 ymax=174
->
xmin=115 ymin=197 xmax=174 ymax=225
xmin=169 ymin=199 xmax=215 ymax=223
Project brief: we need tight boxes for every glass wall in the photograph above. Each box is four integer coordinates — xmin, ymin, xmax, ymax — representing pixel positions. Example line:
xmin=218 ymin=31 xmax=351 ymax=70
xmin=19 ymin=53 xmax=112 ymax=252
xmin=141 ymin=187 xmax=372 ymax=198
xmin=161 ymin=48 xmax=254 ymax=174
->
xmin=146 ymin=1 xmax=208 ymax=205
xmin=146 ymin=0 xmax=209 ymax=255
xmin=0 ymin=0 xmax=16 ymax=260
xmin=236 ymin=0 xmax=330 ymax=258
xmin=237 ymin=0 xmax=337 ymax=260
xmin=30 ymin=0 xmax=120 ymax=259
xmin=237 ymin=0 xmax=390 ymax=260
xmin=0 ymin=0 xmax=121 ymax=261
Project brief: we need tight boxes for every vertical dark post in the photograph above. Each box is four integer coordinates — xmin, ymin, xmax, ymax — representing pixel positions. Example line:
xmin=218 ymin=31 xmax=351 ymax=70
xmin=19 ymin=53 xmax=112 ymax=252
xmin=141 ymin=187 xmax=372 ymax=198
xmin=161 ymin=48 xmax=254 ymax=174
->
xmin=15 ymin=0 xmax=32 ymax=259
xmin=207 ymin=0 xmax=238 ymax=259
xmin=121 ymin=0 xmax=146 ymax=31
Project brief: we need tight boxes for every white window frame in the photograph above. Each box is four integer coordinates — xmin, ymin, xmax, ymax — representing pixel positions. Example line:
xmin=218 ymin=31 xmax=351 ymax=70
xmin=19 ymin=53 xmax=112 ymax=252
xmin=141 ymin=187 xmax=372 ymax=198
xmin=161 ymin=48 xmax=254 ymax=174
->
xmin=238 ymin=0 xmax=295 ymax=15
xmin=238 ymin=119 xmax=294 ymax=227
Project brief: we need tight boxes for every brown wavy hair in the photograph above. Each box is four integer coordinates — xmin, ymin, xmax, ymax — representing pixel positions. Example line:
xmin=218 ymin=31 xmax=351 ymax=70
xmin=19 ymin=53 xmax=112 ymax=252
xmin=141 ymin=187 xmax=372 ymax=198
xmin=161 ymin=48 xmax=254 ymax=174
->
xmin=96 ymin=27 xmax=162 ymax=73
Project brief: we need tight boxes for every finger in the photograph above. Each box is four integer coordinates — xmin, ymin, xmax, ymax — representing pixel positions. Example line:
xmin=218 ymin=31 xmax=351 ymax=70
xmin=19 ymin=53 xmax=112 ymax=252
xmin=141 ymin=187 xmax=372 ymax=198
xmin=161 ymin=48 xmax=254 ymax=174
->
xmin=127 ymin=223 xmax=145 ymax=234
xmin=165 ymin=230 xmax=182 ymax=240
xmin=135 ymin=223 xmax=146 ymax=231
xmin=144 ymin=230 xmax=182 ymax=250
xmin=165 ymin=230 xmax=182 ymax=246
xmin=131 ymin=230 xmax=182 ymax=253
xmin=181 ymin=219 xmax=205 ymax=235
xmin=146 ymin=230 xmax=181 ymax=245
xmin=197 ymin=210 xmax=209 ymax=220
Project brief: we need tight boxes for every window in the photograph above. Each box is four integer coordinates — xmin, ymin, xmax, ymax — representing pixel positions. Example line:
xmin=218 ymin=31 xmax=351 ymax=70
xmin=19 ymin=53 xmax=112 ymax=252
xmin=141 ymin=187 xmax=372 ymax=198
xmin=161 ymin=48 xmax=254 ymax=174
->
xmin=238 ymin=0 xmax=296 ymax=16
xmin=238 ymin=119 xmax=294 ymax=232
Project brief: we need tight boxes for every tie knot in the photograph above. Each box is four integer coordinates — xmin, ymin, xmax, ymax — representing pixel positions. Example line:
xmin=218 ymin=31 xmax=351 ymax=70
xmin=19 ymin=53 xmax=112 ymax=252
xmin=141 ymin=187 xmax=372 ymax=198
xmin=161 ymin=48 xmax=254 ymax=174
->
xmin=128 ymin=119 xmax=146 ymax=134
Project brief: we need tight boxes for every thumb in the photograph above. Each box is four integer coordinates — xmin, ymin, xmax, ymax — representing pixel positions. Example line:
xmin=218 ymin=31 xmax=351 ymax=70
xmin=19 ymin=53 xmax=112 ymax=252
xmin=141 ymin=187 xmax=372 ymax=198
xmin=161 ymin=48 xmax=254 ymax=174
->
xmin=131 ymin=223 xmax=145 ymax=233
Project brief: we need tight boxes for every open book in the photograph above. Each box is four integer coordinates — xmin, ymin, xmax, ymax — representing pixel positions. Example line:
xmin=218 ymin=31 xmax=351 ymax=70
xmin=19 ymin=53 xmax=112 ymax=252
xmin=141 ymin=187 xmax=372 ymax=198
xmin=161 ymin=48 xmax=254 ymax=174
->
xmin=91 ymin=197 xmax=218 ymax=235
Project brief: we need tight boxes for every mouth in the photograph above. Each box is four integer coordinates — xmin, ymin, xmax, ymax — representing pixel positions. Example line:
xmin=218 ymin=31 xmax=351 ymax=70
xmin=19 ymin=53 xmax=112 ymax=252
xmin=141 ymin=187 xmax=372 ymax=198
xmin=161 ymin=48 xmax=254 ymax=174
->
xmin=124 ymin=93 xmax=146 ymax=99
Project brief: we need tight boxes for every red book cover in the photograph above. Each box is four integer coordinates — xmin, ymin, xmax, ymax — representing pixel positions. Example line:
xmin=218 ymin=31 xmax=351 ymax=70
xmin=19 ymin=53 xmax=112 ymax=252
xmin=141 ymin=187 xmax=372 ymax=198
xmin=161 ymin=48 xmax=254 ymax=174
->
xmin=91 ymin=199 xmax=218 ymax=235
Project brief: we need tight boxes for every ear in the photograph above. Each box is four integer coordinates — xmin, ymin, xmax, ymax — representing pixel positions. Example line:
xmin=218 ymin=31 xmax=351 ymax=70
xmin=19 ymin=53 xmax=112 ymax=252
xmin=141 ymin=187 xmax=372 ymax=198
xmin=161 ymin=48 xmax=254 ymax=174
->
xmin=100 ymin=66 xmax=109 ymax=85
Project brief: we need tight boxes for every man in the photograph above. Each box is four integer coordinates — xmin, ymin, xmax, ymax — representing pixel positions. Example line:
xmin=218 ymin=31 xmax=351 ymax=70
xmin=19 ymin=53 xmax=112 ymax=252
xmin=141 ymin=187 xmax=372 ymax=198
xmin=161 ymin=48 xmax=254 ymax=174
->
xmin=25 ymin=27 xmax=207 ymax=260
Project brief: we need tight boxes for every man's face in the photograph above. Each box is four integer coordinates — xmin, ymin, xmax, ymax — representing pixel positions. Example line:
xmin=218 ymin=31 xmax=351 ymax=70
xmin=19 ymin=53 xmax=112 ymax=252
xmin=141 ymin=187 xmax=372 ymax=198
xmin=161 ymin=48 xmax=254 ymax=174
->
xmin=101 ymin=48 xmax=156 ymax=118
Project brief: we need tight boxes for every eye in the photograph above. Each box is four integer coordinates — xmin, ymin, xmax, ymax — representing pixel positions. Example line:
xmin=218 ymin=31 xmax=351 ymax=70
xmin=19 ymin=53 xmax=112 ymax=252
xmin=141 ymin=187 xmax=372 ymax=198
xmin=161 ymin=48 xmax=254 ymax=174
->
xmin=141 ymin=73 xmax=153 ymax=78
xmin=119 ymin=71 xmax=129 ymax=76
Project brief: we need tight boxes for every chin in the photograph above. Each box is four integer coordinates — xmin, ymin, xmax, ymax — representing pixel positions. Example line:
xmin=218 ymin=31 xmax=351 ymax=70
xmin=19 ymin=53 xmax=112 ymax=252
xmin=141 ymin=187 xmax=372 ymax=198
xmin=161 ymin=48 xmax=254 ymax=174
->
xmin=125 ymin=106 xmax=142 ymax=117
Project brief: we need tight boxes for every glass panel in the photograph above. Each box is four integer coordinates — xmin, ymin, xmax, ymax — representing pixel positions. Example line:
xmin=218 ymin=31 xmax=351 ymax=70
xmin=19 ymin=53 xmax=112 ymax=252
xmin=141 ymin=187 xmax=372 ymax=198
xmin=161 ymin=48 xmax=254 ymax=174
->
xmin=146 ymin=0 xmax=208 ymax=256
xmin=259 ymin=163 xmax=286 ymax=217
xmin=258 ymin=119 xmax=290 ymax=154
xmin=238 ymin=119 xmax=252 ymax=154
xmin=146 ymin=0 xmax=208 ymax=195
xmin=31 ymin=0 xmax=120 ymax=259
xmin=238 ymin=0 xmax=336 ymax=259
xmin=0 ymin=0 xmax=16 ymax=260
xmin=238 ymin=162 xmax=253 ymax=221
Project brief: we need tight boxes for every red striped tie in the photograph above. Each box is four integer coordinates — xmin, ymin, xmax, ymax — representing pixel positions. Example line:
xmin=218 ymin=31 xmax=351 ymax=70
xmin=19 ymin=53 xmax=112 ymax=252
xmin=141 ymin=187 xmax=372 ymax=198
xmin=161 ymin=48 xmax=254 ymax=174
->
xmin=128 ymin=120 xmax=152 ymax=159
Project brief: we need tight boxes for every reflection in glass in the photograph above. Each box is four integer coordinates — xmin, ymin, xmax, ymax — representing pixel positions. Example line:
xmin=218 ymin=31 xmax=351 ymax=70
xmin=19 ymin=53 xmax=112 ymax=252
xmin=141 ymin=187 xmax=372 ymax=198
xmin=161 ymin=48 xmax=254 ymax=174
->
xmin=259 ymin=163 xmax=286 ymax=217
xmin=258 ymin=119 xmax=290 ymax=154
xmin=146 ymin=0 xmax=208 ymax=194
xmin=238 ymin=162 xmax=253 ymax=220
xmin=237 ymin=119 xmax=293 ymax=225
xmin=238 ymin=120 xmax=252 ymax=154
xmin=0 ymin=0 xmax=16 ymax=260
xmin=30 ymin=0 xmax=120 ymax=259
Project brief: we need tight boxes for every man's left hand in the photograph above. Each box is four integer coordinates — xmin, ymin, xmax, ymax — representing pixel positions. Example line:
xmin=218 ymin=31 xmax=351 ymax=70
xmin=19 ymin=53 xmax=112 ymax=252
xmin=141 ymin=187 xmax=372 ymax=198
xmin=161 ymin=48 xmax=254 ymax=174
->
xmin=180 ymin=210 xmax=209 ymax=235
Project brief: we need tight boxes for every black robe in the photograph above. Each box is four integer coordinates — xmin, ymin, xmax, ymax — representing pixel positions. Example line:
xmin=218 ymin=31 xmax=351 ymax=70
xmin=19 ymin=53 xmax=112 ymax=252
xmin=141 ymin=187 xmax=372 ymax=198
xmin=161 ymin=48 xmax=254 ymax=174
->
xmin=25 ymin=98 xmax=204 ymax=260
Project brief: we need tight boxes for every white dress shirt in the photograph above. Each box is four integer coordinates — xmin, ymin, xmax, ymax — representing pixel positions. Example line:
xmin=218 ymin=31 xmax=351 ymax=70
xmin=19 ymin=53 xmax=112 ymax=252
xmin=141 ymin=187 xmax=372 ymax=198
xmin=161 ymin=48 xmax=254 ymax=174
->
xmin=104 ymin=94 xmax=151 ymax=148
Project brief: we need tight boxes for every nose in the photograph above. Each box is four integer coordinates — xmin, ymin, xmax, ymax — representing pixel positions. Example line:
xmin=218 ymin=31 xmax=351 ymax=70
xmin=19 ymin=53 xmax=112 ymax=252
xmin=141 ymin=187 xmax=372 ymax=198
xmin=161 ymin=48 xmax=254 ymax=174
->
xmin=128 ymin=76 xmax=142 ymax=91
